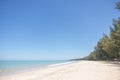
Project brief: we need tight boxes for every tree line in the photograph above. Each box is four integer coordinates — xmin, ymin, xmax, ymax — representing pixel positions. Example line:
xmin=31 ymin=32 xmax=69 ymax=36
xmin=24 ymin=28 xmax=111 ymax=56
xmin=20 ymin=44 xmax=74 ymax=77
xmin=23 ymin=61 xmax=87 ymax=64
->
xmin=83 ymin=2 xmax=120 ymax=61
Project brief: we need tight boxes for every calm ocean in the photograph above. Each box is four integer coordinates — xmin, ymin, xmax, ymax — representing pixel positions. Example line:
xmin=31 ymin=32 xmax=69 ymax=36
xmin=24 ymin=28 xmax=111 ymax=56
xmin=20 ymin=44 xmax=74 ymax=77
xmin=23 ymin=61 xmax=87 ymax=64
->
xmin=0 ymin=60 xmax=68 ymax=70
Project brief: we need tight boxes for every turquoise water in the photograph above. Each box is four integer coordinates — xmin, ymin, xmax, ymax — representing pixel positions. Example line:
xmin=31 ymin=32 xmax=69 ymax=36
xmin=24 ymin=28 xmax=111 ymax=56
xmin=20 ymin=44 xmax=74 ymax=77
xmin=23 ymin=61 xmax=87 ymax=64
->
xmin=0 ymin=60 xmax=68 ymax=70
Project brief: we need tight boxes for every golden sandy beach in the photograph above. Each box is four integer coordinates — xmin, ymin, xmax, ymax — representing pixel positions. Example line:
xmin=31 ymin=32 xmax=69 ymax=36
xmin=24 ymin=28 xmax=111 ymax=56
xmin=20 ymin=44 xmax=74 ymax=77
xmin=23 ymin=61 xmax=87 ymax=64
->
xmin=0 ymin=61 xmax=120 ymax=80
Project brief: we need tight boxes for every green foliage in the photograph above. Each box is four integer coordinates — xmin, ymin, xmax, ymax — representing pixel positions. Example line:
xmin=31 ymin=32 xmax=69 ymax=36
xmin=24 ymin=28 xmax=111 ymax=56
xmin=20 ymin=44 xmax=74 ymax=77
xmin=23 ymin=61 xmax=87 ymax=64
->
xmin=85 ymin=19 xmax=120 ymax=61
xmin=108 ymin=19 xmax=120 ymax=58
xmin=83 ymin=2 xmax=120 ymax=61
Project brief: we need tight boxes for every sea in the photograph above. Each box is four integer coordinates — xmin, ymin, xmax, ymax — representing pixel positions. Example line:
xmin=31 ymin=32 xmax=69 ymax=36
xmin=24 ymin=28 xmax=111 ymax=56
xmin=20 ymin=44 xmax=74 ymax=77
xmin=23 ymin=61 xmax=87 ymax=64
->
xmin=0 ymin=60 xmax=69 ymax=75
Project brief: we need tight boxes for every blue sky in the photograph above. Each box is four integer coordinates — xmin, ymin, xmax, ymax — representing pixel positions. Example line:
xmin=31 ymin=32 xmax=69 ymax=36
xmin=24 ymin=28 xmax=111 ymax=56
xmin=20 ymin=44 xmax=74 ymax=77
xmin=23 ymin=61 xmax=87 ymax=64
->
xmin=0 ymin=0 xmax=119 ymax=60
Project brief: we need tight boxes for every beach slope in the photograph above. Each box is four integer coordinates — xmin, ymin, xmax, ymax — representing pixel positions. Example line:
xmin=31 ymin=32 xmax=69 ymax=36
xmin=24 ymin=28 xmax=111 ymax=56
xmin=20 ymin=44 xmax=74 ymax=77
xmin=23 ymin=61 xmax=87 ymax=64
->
xmin=0 ymin=61 xmax=120 ymax=80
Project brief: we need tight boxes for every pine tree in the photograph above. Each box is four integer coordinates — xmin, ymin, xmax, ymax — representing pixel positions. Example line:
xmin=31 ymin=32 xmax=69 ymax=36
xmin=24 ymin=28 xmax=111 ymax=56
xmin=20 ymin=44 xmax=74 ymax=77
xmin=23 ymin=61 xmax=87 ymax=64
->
xmin=109 ymin=19 xmax=120 ymax=59
xmin=84 ymin=2 xmax=120 ymax=61
xmin=116 ymin=2 xmax=120 ymax=10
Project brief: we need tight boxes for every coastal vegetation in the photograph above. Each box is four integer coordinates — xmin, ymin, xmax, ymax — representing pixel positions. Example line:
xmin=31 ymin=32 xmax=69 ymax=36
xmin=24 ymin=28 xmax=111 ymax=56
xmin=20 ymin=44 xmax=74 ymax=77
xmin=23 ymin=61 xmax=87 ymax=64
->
xmin=83 ymin=2 xmax=120 ymax=61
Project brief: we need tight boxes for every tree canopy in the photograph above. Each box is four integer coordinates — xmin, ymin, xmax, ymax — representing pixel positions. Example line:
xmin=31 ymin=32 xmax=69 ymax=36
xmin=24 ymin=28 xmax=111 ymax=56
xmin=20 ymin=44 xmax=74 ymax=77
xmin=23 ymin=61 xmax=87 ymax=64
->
xmin=84 ymin=2 xmax=120 ymax=61
xmin=116 ymin=2 xmax=120 ymax=10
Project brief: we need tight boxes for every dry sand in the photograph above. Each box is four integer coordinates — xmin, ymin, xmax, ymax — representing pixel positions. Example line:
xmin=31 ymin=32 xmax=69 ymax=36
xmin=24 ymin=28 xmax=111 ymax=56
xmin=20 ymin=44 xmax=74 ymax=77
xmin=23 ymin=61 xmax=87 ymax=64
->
xmin=0 ymin=61 xmax=120 ymax=80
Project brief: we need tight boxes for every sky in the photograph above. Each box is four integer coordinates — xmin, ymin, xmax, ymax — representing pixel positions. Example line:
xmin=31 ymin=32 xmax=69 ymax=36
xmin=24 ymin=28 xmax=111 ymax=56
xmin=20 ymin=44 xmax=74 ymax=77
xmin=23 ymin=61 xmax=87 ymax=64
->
xmin=0 ymin=0 xmax=120 ymax=60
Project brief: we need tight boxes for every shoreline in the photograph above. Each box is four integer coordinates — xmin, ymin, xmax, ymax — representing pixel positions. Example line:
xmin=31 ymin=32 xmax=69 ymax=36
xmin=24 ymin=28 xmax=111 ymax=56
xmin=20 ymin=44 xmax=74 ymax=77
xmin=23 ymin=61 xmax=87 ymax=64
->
xmin=0 ymin=61 xmax=120 ymax=80
xmin=0 ymin=60 xmax=74 ymax=76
